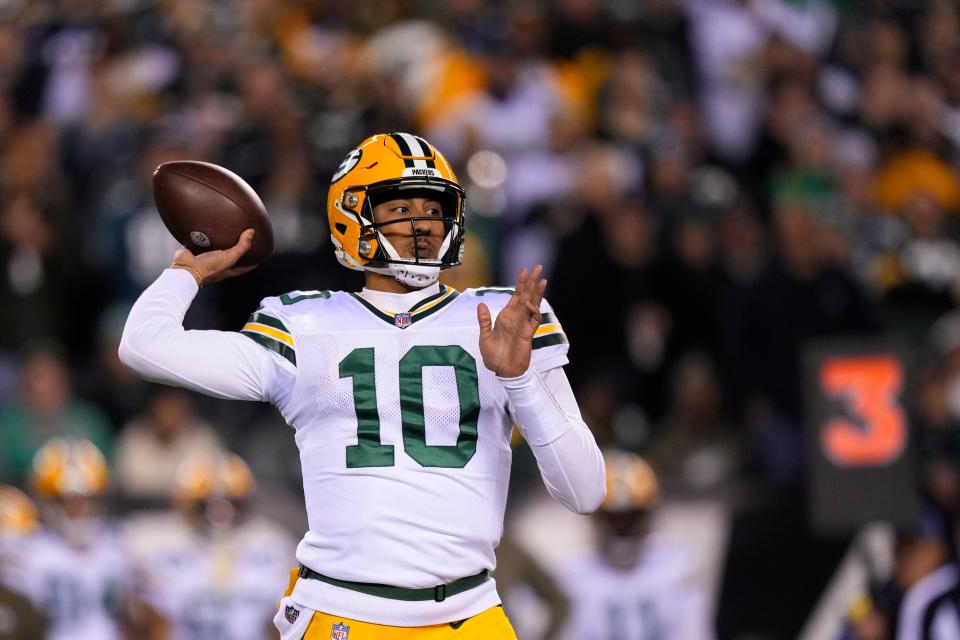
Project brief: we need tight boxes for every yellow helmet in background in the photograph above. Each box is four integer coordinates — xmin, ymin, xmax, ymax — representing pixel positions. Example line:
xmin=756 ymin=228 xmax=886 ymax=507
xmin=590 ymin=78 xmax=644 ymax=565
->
xmin=600 ymin=449 xmax=659 ymax=513
xmin=327 ymin=132 xmax=466 ymax=287
xmin=0 ymin=485 xmax=38 ymax=537
xmin=172 ymin=452 xmax=256 ymax=505
xmin=595 ymin=450 xmax=658 ymax=568
xmin=30 ymin=438 xmax=109 ymax=499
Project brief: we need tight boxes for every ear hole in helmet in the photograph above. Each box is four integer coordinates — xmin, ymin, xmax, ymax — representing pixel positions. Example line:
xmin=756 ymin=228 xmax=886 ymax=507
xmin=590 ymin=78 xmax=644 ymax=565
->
xmin=335 ymin=223 xmax=347 ymax=234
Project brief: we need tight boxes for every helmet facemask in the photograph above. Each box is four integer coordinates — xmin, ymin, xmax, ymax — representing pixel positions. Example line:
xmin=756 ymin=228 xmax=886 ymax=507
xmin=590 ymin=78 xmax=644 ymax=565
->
xmin=595 ymin=507 xmax=652 ymax=569
xmin=338 ymin=179 xmax=465 ymax=288
xmin=42 ymin=494 xmax=102 ymax=549
xmin=343 ymin=178 xmax=464 ymax=287
xmin=172 ymin=453 xmax=255 ymax=536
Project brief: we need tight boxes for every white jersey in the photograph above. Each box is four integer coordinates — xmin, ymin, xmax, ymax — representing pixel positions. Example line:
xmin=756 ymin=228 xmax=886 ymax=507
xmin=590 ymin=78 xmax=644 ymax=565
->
xmin=119 ymin=269 xmax=606 ymax=626
xmin=8 ymin=526 xmax=128 ymax=640
xmin=557 ymin=536 xmax=713 ymax=640
xmin=243 ymin=285 xmax=568 ymax=619
xmin=130 ymin=514 xmax=294 ymax=640
xmin=0 ymin=533 xmax=34 ymax=587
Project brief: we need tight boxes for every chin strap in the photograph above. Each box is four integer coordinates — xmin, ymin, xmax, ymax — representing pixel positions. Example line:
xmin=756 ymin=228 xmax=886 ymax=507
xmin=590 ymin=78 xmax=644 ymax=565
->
xmin=390 ymin=263 xmax=441 ymax=287
xmin=367 ymin=230 xmax=443 ymax=287
xmin=364 ymin=263 xmax=440 ymax=287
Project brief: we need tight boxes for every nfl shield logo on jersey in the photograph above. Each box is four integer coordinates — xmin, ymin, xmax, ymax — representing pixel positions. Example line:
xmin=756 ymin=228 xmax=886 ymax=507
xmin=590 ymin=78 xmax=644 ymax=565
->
xmin=285 ymin=605 xmax=299 ymax=624
xmin=331 ymin=622 xmax=350 ymax=639
xmin=394 ymin=312 xmax=412 ymax=329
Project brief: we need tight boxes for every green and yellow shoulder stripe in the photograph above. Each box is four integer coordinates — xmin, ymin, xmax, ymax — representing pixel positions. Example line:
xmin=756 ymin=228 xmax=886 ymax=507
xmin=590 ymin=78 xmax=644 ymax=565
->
xmin=533 ymin=311 xmax=567 ymax=350
xmin=470 ymin=287 xmax=568 ymax=350
xmin=241 ymin=310 xmax=296 ymax=366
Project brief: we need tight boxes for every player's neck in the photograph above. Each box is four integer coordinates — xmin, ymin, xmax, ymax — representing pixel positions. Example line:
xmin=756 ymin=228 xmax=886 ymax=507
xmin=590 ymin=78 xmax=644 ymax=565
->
xmin=364 ymin=271 xmax=430 ymax=294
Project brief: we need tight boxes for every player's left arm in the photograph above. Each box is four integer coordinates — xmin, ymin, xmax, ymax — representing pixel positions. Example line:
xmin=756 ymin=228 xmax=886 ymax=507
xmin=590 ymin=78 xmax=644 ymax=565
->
xmin=478 ymin=266 xmax=606 ymax=514
xmin=504 ymin=364 xmax=606 ymax=514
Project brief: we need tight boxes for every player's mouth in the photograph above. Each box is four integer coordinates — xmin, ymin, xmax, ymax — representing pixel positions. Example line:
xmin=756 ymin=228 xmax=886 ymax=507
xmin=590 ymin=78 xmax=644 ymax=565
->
xmin=412 ymin=240 xmax=437 ymax=259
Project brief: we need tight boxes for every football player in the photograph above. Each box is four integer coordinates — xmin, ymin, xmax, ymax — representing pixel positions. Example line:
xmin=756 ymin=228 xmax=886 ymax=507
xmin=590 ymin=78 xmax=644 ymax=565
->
xmin=13 ymin=438 xmax=131 ymax=640
xmin=119 ymin=132 xmax=606 ymax=639
xmin=556 ymin=451 xmax=713 ymax=640
xmin=0 ymin=485 xmax=48 ymax=640
xmin=130 ymin=452 xmax=294 ymax=640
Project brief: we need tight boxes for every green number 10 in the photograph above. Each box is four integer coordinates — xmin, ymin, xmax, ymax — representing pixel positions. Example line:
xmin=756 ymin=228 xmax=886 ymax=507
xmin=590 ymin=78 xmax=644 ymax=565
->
xmin=339 ymin=345 xmax=481 ymax=468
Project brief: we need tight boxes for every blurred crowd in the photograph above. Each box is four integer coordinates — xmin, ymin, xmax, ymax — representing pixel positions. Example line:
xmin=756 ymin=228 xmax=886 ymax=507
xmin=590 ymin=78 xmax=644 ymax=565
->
xmin=0 ymin=0 xmax=960 ymax=638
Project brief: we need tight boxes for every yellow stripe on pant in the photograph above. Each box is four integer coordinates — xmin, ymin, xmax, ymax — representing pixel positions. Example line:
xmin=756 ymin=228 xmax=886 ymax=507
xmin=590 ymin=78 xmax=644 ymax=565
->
xmin=282 ymin=570 xmax=518 ymax=639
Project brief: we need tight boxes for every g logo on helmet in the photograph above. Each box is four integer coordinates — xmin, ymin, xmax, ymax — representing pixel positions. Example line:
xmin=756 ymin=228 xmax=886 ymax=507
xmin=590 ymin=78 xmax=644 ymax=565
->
xmin=332 ymin=148 xmax=362 ymax=183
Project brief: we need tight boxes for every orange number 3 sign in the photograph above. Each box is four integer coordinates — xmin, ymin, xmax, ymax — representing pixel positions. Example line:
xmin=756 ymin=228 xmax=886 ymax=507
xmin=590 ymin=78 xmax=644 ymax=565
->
xmin=820 ymin=356 xmax=907 ymax=467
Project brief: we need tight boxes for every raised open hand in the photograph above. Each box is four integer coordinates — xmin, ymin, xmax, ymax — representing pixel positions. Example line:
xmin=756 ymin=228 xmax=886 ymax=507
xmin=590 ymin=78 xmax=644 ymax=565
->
xmin=171 ymin=229 xmax=256 ymax=286
xmin=477 ymin=265 xmax=547 ymax=378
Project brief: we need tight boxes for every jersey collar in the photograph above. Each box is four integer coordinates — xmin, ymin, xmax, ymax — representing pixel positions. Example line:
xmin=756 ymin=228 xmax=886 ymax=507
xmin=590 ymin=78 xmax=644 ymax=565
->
xmin=359 ymin=283 xmax=441 ymax=313
xmin=349 ymin=285 xmax=459 ymax=328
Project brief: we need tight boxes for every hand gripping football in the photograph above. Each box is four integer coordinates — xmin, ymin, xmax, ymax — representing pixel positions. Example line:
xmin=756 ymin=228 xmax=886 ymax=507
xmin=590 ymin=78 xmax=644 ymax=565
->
xmin=153 ymin=160 xmax=274 ymax=267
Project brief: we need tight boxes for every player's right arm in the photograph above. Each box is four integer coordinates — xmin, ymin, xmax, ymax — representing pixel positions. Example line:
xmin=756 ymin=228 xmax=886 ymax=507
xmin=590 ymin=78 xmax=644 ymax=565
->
xmin=119 ymin=230 xmax=295 ymax=403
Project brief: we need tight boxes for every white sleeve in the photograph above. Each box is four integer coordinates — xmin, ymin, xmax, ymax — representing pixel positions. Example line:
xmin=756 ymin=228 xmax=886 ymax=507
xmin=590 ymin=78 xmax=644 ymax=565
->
xmin=119 ymin=268 xmax=295 ymax=403
xmin=500 ymin=365 xmax=606 ymax=514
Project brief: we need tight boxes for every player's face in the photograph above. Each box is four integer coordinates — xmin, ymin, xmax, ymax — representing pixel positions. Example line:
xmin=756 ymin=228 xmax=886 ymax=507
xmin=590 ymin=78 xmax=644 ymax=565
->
xmin=44 ymin=496 xmax=99 ymax=549
xmin=595 ymin=509 xmax=650 ymax=569
xmin=181 ymin=496 xmax=244 ymax=533
xmin=372 ymin=198 xmax=445 ymax=261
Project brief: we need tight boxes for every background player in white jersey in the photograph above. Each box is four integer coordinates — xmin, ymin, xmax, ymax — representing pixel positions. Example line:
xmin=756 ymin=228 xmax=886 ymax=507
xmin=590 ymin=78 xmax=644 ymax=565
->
xmin=129 ymin=452 xmax=294 ymax=640
xmin=10 ymin=438 xmax=131 ymax=640
xmin=556 ymin=451 xmax=713 ymax=640
xmin=0 ymin=486 xmax=38 ymax=582
xmin=0 ymin=485 xmax=48 ymax=639
xmin=119 ymin=132 xmax=606 ymax=639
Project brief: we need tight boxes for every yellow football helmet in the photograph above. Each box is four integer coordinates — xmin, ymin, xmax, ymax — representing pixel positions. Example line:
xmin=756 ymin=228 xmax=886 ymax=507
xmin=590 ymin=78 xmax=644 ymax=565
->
xmin=30 ymin=437 xmax=109 ymax=499
xmin=0 ymin=485 xmax=38 ymax=537
xmin=600 ymin=449 xmax=659 ymax=513
xmin=172 ymin=452 xmax=256 ymax=505
xmin=327 ymin=132 xmax=466 ymax=287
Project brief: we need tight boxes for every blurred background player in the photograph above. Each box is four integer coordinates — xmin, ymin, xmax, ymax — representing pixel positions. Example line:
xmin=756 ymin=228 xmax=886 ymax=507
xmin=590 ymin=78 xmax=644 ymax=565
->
xmin=128 ymin=452 xmax=293 ymax=640
xmin=0 ymin=485 xmax=37 ymax=576
xmin=0 ymin=485 xmax=47 ymax=639
xmin=555 ymin=450 xmax=712 ymax=640
xmin=12 ymin=437 xmax=130 ymax=640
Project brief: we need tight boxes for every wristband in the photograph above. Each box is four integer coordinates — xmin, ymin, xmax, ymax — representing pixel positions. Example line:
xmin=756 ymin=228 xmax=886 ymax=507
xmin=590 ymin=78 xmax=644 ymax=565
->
xmin=171 ymin=262 xmax=204 ymax=288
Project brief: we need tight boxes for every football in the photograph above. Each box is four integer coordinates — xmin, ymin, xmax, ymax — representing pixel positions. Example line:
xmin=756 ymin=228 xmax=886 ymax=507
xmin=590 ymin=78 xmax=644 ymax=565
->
xmin=152 ymin=160 xmax=274 ymax=267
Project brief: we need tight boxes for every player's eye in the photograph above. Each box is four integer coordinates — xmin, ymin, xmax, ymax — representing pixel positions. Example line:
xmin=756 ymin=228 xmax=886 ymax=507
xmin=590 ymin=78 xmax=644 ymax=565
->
xmin=426 ymin=207 xmax=442 ymax=216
